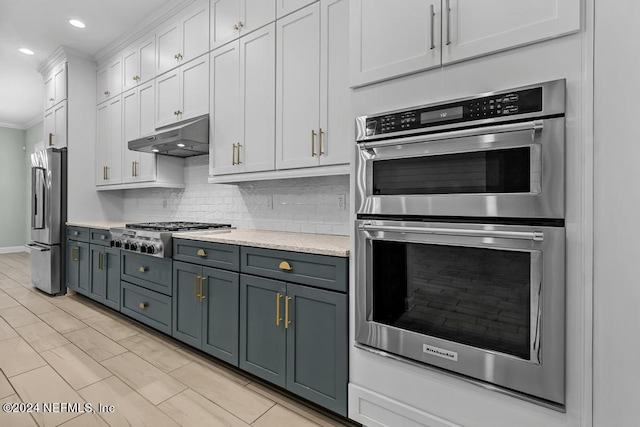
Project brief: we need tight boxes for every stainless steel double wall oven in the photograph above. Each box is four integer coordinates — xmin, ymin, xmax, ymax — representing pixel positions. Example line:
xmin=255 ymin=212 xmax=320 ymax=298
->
xmin=355 ymin=80 xmax=566 ymax=408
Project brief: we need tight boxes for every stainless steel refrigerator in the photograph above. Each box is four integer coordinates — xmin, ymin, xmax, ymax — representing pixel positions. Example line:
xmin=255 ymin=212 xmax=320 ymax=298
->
xmin=27 ymin=147 xmax=67 ymax=295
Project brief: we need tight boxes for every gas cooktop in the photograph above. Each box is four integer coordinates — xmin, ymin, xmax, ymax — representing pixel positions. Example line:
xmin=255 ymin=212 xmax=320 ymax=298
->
xmin=125 ymin=221 xmax=232 ymax=232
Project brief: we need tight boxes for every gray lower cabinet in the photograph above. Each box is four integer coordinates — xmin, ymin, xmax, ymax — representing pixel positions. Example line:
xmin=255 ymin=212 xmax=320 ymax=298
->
xmin=240 ymin=273 xmax=348 ymax=415
xmin=121 ymin=281 xmax=172 ymax=334
xmin=89 ymin=246 xmax=120 ymax=310
xmin=66 ymin=239 xmax=90 ymax=294
xmin=172 ymin=261 xmax=240 ymax=366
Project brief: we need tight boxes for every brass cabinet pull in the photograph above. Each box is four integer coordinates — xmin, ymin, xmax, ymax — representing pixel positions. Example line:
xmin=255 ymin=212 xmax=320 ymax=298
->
xmin=100 ymin=235 xmax=106 ymax=240
xmin=133 ymin=75 xmax=140 ymax=81
xmin=49 ymin=133 xmax=54 ymax=146
xmin=279 ymin=261 xmax=293 ymax=271
xmin=139 ymin=266 xmax=147 ymax=273
xmin=104 ymin=90 xmax=110 ymax=96
xmin=318 ymin=128 xmax=324 ymax=155
xmin=199 ymin=277 xmax=206 ymax=301
xmin=233 ymin=23 xmax=239 ymax=30
xmin=73 ymin=231 xmax=79 ymax=236
xmin=237 ymin=21 xmax=244 ymax=29
xmin=177 ymin=110 xmax=182 ymax=115
xmin=231 ymin=143 xmax=236 ymax=165
xmin=196 ymin=249 xmax=206 ymax=257
xmin=139 ymin=302 xmax=148 ymax=309
xmin=311 ymin=130 xmax=317 ymax=157
xmin=131 ymin=161 xmax=135 ymax=177
xmin=134 ymin=161 xmax=138 ymax=177
xmin=236 ymin=143 xmax=241 ymax=164
xmin=72 ymin=246 xmax=79 ymax=262
xmin=285 ymin=296 xmax=292 ymax=329
xmin=194 ymin=275 xmax=199 ymax=299
xmin=276 ymin=293 xmax=282 ymax=326
xmin=98 ymin=252 xmax=103 ymax=270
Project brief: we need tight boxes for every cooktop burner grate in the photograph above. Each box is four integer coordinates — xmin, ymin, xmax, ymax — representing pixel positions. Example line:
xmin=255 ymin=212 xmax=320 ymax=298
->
xmin=125 ymin=221 xmax=232 ymax=232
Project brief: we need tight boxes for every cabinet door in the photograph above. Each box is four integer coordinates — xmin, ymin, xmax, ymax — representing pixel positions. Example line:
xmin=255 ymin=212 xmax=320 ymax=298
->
xmin=108 ymin=97 xmax=123 ymax=184
xmin=136 ymin=81 xmax=157 ymax=182
xmin=77 ymin=242 xmax=90 ymax=293
xmin=44 ymin=74 xmax=55 ymax=110
xmin=122 ymin=89 xmax=140 ymax=183
xmin=181 ymin=0 xmax=210 ymax=63
xmin=180 ymin=55 xmax=209 ymax=121
xmin=157 ymin=23 xmax=181 ymax=75
xmin=210 ymin=42 xmax=241 ymax=176
xmin=122 ymin=48 xmax=139 ymax=92
xmin=96 ymin=103 xmax=110 ymax=185
xmin=201 ymin=267 xmax=239 ymax=366
xmin=43 ymin=109 xmax=54 ymax=147
xmin=156 ymin=69 xmax=180 ymax=127
xmin=53 ymin=64 xmax=67 ymax=104
xmin=210 ymin=0 xmax=241 ymax=50
xmin=139 ymin=37 xmax=156 ymax=84
xmin=350 ymin=0 xmax=441 ymax=87
xmin=108 ymin=57 xmax=123 ymax=98
xmin=97 ymin=67 xmax=109 ymax=104
xmin=319 ymin=0 xmax=349 ymax=166
xmin=239 ymin=24 xmax=276 ymax=173
xmin=52 ymin=102 xmax=67 ymax=149
xmin=442 ymin=0 xmax=580 ymax=65
xmin=104 ymin=248 xmax=121 ymax=311
xmin=276 ymin=0 xmax=317 ymax=18
xmin=243 ymin=0 xmax=276 ymax=35
xmin=89 ymin=246 xmax=108 ymax=303
xmin=286 ymin=284 xmax=347 ymax=415
xmin=239 ymin=274 xmax=286 ymax=387
xmin=276 ymin=4 xmax=320 ymax=170
xmin=66 ymin=241 xmax=79 ymax=291
xmin=172 ymin=261 xmax=203 ymax=348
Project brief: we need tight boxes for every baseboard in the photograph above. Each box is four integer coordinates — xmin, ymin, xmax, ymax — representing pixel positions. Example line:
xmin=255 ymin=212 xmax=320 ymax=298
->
xmin=349 ymin=384 xmax=460 ymax=427
xmin=0 ymin=246 xmax=29 ymax=254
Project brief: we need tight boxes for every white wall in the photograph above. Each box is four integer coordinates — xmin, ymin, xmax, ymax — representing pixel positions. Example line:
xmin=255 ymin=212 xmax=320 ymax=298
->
xmin=0 ymin=126 xmax=27 ymax=249
xmin=593 ymin=1 xmax=640 ymax=425
xmin=123 ymin=156 xmax=350 ymax=235
xmin=349 ymin=30 xmax=591 ymax=427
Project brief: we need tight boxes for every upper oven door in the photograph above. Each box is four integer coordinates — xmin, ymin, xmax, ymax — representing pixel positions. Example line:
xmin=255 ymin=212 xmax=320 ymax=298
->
xmin=355 ymin=117 xmax=564 ymax=219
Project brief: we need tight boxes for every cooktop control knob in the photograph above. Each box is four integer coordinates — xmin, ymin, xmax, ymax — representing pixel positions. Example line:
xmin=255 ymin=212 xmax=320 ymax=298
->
xmin=129 ymin=242 xmax=138 ymax=251
xmin=146 ymin=245 xmax=157 ymax=254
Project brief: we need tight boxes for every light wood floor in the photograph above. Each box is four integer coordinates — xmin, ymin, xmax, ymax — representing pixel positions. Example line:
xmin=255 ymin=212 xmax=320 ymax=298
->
xmin=0 ymin=252 xmax=351 ymax=427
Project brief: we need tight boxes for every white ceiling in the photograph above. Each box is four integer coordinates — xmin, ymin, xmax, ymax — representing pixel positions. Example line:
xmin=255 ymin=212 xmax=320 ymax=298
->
xmin=0 ymin=0 xmax=176 ymax=130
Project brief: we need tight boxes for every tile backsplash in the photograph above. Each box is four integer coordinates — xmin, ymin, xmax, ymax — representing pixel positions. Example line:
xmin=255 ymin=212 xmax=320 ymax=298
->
xmin=122 ymin=156 xmax=350 ymax=235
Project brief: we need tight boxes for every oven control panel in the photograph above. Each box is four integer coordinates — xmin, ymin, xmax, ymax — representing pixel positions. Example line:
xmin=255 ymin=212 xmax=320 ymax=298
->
xmin=109 ymin=228 xmax=172 ymax=258
xmin=363 ymin=87 xmax=543 ymax=138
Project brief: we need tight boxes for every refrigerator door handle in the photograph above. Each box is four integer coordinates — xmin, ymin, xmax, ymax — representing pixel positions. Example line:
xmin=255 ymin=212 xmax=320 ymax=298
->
xmin=26 ymin=243 xmax=51 ymax=252
xmin=32 ymin=167 xmax=46 ymax=229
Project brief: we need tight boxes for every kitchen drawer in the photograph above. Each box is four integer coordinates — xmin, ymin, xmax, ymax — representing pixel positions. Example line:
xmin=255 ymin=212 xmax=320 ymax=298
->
xmin=66 ymin=226 xmax=90 ymax=242
xmin=121 ymin=281 xmax=172 ymax=334
xmin=90 ymin=228 xmax=111 ymax=246
xmin=173 ymin=239 xmax=240 ymax=271
xmin=121 ymin=252 xmax=173 ymax=295
xmin=240 ymin=247 xmax=347 ymax=293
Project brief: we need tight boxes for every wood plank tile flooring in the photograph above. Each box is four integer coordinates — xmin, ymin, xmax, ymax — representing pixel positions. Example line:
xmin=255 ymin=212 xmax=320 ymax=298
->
xmin=0 ymin=252 xmax=353 ymax=427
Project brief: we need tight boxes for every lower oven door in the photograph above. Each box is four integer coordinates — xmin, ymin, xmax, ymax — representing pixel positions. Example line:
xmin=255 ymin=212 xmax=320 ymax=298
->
xmin=355 ymin=219 xmax=565 ymax=405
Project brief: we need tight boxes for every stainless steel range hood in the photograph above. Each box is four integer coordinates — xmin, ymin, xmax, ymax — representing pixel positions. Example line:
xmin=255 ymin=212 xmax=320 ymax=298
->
xmin=128 ymin=114 xmax=209 ymax=157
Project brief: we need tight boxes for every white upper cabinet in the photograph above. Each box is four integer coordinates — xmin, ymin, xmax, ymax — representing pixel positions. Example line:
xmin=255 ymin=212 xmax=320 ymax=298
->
xmin=156 ymin=0 xmax=210 ymax=75
xmin=276 ymin=0 xmax=317 ymax=19
xmin=276 ymin=0 xmax=350 ymax=170
xmin=350 ymin=0 xmax=441 ymax=87
xmin=44 ymin=62 xmax=67 ymax=111
xmin=123 ymin=82 xmax=156 ymax=183
xmin=441 ymin=0 xmax=581 ymax=64
xmin=156 ymin=54 xmax=209 ymax=127
xmin=210 ymin=0 xmax=275 ymax=50
xmin=43 ymin=101 xmax=67 ymax=149
xmin=97 ymin=56 xmax=122 ymax=103
xmin=123 ymin=36 xmax=155 ymax=92
xmin=350 ymin=0 xmax=580 ymax=87
xmin=210 ymin=24 xmax=275 ymax=176
xmin=95 ymin=97 xmax=123 ymax=186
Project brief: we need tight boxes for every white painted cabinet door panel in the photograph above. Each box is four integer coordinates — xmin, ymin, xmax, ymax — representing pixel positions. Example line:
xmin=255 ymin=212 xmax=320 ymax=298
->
xmin=276 ymin=0 xmax=316 ymax=19
xmin=350 ymin=0 xmax=441 ymax=87
xmin=442 ymin=0 xmax=580 ymax=65
xmin=96 ymin=103 xmax=110 ymax=185
xmin=96 ymin=67 xmax=109 ymax=104
xmin=138 ymin=38 xmax=156 ymax=84
xmin=210 ymin=43 xmax=241 ymax=176
xmin=243 ymin=0 xmax=276 ymax=34
xmin=182 ymin=0 xmax=210 ymax=63
xmin=137 ymin=81 xmax=156 ymax=182
xmin=107 ymin=97 xmax=123 ymax=185
xmin=319 ymin=0 xmax=349 ymax=166
xmin=44 ymin=74 xmax=55 ymax=110
xmin=156 ymin=23 xmax=181 ymax=75
xmin=276 ymin=3 xmax=320 ymax=170
xmin=53 ymin=102 xmax=67 ymax=149
xmin=240 ymin=24 xmax=276 ymax=173
xmin=53 ymin=64 xmax=67 ymax=105
xmin=156 ymin=70 xmax=180 ymax=127
xmin=210 ymin=0 xmax=241 ymax=50
xmin=108 ymin=57 xmax=122 ymax=99
xmin=122 ymin=89 xmax=140 ymax=183
xmin=180 ymin=55 xmax=209 ymax=121
xmin=122 ymin=48 xmax=139 ymax=92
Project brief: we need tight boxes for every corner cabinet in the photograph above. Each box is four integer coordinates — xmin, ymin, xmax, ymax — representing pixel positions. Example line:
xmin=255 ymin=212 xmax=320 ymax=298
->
xmin=275 ymin=0 xmax=350 ymax=170
xmin=349 ymin=0 xmax=581 ymax=87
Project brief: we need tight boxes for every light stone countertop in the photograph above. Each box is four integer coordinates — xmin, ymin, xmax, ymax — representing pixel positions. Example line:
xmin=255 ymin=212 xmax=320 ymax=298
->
xmin=66 ymin=221 xmax=128 ymax=230
xmin=172 ymin=229 xmax=350 ymax=257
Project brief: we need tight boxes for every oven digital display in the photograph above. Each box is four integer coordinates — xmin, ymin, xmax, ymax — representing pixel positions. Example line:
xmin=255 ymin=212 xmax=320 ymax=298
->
xmin=420 ymin=107 xmax=463 ymax=124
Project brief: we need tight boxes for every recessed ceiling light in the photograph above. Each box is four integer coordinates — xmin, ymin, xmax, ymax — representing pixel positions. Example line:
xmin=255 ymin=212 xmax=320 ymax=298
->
xmin=177 ymin=143 xmax=185 ymax=148
xmin=69 ymin=19 xmax=86 ymax=28
xmin=19 ymin=48 xmax=34 ymax=55
xmin=152 ymin=149 xmax=159 ymax=153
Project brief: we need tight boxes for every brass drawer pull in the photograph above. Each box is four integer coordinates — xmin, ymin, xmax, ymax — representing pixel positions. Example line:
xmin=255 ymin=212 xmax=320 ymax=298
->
xmin=279 ymin=261 xmax=292 ymax=271
xmin=139 ymin=266 xmax=147 ymax=273
xmin=276 ymin=293 xmax=282 ymax=326
xmin=197 ymin=249 xmax=206 ymax=257
xmin=139 ymin=302 xmax=148 ymax=309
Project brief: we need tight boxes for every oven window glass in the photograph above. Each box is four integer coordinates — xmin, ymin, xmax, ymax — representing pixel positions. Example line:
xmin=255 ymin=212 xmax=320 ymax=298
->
xmin=372 ymin=147 xmax=530 ymax=195
xmin=372 ymin=241 xmax=531 ymax=359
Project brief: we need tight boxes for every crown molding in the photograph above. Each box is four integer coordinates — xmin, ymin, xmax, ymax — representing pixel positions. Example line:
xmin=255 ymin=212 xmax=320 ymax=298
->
xmin=24 ymin=115 xmax=43 ymax=130
xmin=37 ymin=46 xmax=95 ymax=76
xmin=94 ymin=0 xmax=195 ymax=66
xmin=0 ymin=121 xmax=26 ymax=130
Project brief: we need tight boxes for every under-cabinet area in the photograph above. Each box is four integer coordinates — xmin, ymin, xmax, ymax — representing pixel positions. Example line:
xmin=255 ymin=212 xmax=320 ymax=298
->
xmin=63 ymin=224 xmax=350 ymax=417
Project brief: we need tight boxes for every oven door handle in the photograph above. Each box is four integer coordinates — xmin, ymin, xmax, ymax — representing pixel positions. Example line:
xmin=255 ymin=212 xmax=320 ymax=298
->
xmin=360 ymin=119 xmax=544 ymax=150
xmin=359 ymin=223 xmax=544 ymax=242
